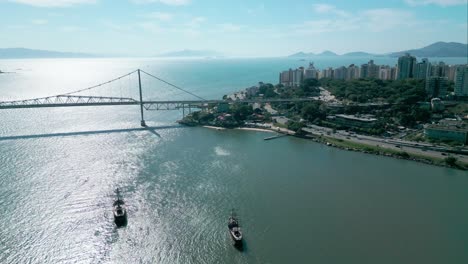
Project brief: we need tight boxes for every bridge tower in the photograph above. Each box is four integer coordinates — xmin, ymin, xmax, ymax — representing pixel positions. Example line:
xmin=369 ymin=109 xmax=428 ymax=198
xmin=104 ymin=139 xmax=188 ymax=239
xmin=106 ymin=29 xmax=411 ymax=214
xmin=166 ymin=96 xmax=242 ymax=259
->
xmin=137 ymin=69 xmax=147 ymax=127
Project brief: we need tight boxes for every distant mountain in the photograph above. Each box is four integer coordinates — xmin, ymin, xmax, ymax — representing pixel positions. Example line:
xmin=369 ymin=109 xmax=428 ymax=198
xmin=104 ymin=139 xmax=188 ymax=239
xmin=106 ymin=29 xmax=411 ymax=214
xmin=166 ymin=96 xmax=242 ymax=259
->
xmin=288 ymin=42 xmax=467 ymax=58
xmin=288 ymin=52 xmax=314 ymax=58
xmin=389 ymin=42 xmax=467 ymax=57
xmin=342 ymin=51 xmax=374 ymax=57
xmin=317 ymin=50 xmax=338 ymax=56
xmin=0 ymin=48 xmax=95 ymax=59
xmin=288 ymin=51 xmax=339 ymax=57
xmin=156 ymin=49 xmax=223 ymax=58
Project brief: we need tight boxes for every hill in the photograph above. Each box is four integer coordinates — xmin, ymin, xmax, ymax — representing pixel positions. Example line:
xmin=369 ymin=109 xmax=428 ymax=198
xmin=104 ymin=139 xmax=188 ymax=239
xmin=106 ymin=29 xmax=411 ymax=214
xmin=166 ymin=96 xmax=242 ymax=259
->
xmin=342 ymin=51 xmax=374 ymax=57
xmin=288 ymin=42 xmax=467 ymax=58
xmin=0 ymin=48 xmax=95 ymax=59
xmin=389 ymin=42 xmax=467 ymax=57
xmin=156 ymin=49 xmax=223 ymax=58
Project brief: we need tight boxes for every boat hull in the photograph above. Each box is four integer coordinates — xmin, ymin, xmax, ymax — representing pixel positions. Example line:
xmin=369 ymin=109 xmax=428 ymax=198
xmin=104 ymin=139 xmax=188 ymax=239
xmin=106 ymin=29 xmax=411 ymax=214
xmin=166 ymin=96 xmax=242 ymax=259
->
xmin=113 ymin=206 xmax=127 ymax=227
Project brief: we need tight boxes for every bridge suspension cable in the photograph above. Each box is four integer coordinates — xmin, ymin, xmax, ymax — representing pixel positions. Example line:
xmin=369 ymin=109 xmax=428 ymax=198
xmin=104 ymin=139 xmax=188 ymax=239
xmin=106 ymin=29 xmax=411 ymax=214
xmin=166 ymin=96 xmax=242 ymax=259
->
xmin=59 ymin=70 xmax=138 ymax=96
xmin=139 ymin=69 xmax=206 ymax=101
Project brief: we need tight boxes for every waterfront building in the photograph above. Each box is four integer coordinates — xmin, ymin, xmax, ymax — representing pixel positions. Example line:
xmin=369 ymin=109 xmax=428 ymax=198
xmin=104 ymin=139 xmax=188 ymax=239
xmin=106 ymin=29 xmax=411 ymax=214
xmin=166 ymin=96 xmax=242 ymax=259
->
xmin=397 ymin=53 xmax=416 ymax=80
xmin=414 ymin=58 xmax=430 ymax=80
xmin=455 ymin=65 xmax=468 ymax=96
xmin=424 ymin=123 xmax=468 ymax=144
xmin=279 ymin=70 xmax=291 ymax=86
xmin=327 ymin=114 xmax=378 ymax=129
xmin=426 ymin=76 xmax=448 ymax=98
xmin=279 ymin=68 xmax=303 ymax=86
xmin=292 ymin=67 xmax=304 ymax=86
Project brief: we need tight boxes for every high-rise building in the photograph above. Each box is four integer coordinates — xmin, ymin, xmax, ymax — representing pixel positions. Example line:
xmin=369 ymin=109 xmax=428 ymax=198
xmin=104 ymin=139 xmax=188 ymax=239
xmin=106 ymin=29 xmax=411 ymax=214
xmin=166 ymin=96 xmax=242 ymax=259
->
xmin=292 ymin=67 xmax=304 ymax=86
xmin=378 ymin=66 xmax=392 ymax=80
xmin=397 ymin=53 xmax=416 ymax=80
xmin=430 ymin=62 xmax=448 ymax=78
xmin=304 ymin=63 xmax=319 ymax=80
xmin=368 ymin=60 xmax=379 ymax=79
xmin=390 ymin=66 xmax=397 ymax=80
xmin=426 ymin=76 xmax=448 ymax=98
xmin=279 ymin=70 xmax=291 ymax=85
xmin=334 ymin=66 xmax=347 ymax=80
xmin=360 ymin=63 xmax=369 ymax=78
xmin=447 ymin=65 xmax=458 ymax=82
xmin=455 ymin=66 xmax=468 ymax=97
xmin=322 ymin=67 xmax=334 ymax=79
xmin=414 ymin=58 xmax=430 ymax=79
xmin=346 ymin=64 xmax=360 ymax=80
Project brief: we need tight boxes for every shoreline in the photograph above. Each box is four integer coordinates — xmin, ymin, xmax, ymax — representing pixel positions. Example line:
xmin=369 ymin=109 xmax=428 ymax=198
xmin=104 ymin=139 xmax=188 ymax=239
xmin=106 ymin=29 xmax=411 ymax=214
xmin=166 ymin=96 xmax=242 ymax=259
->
xmin=235 ymin=127 xmax=276 ymax=133
xmin=202 ymin=125 xmax=226 ymax=130
xmin=197 ymin=124 xmax=467 ymax=171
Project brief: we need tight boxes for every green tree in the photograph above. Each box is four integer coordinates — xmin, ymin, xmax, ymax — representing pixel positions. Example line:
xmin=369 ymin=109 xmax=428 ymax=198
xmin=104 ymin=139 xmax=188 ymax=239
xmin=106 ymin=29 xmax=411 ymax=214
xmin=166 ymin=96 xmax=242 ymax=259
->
xmin=445 ymin=156 xmax=458 ymax=166
xmin=232 ymin=104 xmax=253 ymax=121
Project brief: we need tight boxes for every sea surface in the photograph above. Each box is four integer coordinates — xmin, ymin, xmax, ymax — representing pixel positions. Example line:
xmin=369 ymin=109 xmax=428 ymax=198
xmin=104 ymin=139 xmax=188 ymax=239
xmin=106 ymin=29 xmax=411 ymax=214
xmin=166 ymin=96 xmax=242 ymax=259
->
xmin=0 ymin=57 xmax=467 ymax=264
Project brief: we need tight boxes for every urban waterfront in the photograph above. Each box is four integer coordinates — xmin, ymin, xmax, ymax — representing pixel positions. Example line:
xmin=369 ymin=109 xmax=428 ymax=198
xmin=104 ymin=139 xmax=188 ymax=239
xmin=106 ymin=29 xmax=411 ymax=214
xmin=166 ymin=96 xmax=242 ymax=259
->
xmin=1 ymin=58 xmax=468 ymax=263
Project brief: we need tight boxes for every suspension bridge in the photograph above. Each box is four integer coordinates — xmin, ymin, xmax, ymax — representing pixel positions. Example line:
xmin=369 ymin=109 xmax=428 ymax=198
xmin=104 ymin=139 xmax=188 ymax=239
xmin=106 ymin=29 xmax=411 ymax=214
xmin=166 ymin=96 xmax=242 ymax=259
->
xmin=0 ymin=69 xmax=313 ymax=127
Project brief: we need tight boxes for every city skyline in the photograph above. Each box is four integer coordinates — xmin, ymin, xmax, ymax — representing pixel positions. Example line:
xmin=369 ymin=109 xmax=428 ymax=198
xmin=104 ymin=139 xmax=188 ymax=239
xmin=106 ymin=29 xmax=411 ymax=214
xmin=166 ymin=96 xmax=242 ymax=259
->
xmin=0 ymin=0 xmax=467 ymax=57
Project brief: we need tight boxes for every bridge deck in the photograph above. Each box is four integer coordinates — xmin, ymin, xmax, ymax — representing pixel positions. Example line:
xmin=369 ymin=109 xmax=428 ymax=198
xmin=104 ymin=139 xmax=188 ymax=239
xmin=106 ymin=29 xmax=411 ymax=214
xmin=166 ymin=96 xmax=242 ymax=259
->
xmin=0 ymin=98 xmax=315 ymax=110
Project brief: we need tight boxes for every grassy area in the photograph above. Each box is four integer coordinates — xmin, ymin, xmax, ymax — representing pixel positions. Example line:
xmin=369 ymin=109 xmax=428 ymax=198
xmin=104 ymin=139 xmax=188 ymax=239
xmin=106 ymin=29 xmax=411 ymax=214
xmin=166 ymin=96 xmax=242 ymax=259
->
xmin=446 ymin=103 xmax=468 ymax=115
xmin=273 ymin=122 xmax=288 ymax=129
xmin=321 ymin=136 xmax=468 ymax=170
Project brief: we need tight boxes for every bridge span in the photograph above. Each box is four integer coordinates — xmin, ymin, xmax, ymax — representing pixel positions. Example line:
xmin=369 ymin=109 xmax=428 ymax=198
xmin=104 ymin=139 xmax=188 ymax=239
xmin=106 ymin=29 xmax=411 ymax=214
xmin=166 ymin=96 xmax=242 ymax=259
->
xmin=0 ymin=69 xmax=314 ymax=127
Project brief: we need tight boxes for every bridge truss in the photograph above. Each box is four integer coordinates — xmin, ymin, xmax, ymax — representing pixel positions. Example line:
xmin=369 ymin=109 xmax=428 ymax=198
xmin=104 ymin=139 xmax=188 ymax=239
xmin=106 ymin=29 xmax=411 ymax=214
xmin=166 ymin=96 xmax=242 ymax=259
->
xmin=0 ymin=69 xmax=315 ymax=126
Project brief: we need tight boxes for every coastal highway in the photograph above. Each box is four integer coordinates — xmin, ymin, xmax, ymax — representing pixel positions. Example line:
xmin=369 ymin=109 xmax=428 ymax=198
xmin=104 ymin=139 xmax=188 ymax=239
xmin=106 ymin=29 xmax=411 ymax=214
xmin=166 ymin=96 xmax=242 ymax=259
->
xmin=302 ymin=126 xmax=468 ymax=164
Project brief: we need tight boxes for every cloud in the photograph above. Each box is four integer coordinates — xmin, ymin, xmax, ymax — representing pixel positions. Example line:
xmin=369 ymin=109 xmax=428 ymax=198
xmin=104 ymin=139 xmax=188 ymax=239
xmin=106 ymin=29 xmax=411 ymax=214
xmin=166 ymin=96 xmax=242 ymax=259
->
xmin=293 ymin=8 xmax=417 ymax=34
xmin=32 ymin=19 xmax=48 ymax=25
xmin=218 ymin=23 xmax=242 ymax=32
xmin=312 ymin=4 xmax=350 ymax=17
xmin=292 ymin=19 xmax=359 ymax=34
xmin=144 ymin=12 xmax=173 ymax=21
xmin=362 ymin=8 xmax=414 ymax=32
xmin=131 ymin=0 xmax=190 ymax=5
xmin=60 ymin=26 xmax=87 ymax=32
xmin=139 ymin=22 xmax=163 ymax=33
xmin=404 ymin=0 xmax=467 ymax=6
xmin=102 ymin=20 xmax=133 ymax=31
xmin=7 ymin=0 xmax=96 ymax=7
xmin=247 ymin=4 xmax=265 ymax=15
xmin=186 ymin=16 xmax=206 ymax=28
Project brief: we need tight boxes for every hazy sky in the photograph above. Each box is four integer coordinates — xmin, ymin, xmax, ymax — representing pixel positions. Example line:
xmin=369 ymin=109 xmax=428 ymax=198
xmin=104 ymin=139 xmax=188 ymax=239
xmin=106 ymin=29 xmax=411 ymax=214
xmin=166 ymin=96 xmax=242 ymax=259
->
xmin=0 ymin=0 xmax=467 ymax=57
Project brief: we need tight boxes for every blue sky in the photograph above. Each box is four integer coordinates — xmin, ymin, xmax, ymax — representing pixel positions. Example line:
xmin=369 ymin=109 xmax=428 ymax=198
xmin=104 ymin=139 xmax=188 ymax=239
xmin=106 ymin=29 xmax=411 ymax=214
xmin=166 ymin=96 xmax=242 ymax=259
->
xmin=0 ymin=0 xmax=466 ymax=57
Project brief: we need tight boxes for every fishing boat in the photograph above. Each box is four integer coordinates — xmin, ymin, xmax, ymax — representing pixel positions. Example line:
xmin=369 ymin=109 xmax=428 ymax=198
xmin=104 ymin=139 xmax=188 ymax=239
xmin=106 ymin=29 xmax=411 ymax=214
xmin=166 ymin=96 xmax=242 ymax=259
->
xmin=113 ymin=188 xmax=127 ymax=227
xmin=228 ymin=210 xmax=243 ymax=247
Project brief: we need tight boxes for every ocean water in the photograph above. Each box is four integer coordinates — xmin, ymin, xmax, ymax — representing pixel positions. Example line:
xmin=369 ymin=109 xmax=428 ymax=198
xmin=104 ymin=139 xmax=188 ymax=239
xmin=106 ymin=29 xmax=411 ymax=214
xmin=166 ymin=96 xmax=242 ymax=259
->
xmin=0 ymin=57 xmax=467 ymax=264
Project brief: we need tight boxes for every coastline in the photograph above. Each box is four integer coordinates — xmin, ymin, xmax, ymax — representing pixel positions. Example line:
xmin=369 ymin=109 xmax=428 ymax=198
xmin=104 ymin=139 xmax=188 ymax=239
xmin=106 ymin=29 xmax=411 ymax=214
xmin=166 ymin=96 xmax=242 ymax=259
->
xmin=198 ymin=124 xmax=467 ymax=171
xmin=235 ymin=127 xmax=276 ymax=133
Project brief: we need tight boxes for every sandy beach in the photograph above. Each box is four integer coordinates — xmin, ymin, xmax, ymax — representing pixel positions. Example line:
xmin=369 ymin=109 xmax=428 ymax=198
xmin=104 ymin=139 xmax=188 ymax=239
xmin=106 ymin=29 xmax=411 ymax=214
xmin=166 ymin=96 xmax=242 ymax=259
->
xmin=235 ymin=127 xmax=276 ymax=133
xmin=202 ymin=126 xmax=226 ymax=130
